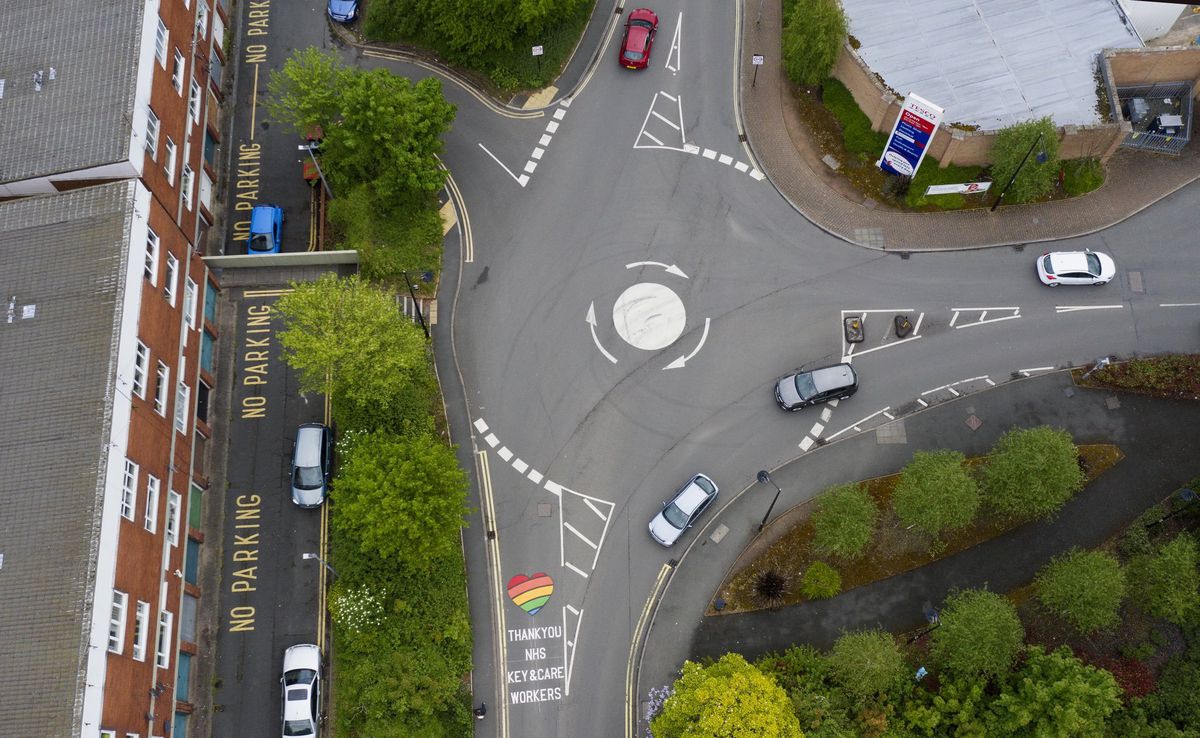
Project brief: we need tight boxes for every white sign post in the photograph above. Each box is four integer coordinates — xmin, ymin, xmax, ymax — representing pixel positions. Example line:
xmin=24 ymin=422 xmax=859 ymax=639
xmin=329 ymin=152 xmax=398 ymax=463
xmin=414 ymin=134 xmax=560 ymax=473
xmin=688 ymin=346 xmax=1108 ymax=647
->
xmin=532 ymin=45 xmax=544 ymax=76
xmin=751 ymin=54 xmax=764 ymax=87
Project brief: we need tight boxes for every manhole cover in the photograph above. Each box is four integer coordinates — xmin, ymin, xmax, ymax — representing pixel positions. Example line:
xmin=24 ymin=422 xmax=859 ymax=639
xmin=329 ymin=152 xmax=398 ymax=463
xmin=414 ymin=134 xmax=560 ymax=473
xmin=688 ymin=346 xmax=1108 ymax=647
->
xmin=965 ymin=414 xmax=983 ymax=431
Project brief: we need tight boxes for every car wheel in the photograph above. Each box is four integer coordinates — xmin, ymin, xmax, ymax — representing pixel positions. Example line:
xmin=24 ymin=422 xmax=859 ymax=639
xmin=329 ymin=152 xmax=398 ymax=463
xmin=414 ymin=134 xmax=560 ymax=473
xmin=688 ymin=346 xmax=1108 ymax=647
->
xmin=1046 ymin=281 xmax=1059 ymax=287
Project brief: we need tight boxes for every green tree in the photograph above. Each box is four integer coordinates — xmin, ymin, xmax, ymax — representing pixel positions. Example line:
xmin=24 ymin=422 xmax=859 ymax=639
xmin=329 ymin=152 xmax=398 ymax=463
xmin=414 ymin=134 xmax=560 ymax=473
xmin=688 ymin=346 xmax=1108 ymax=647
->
xmin=812 ymin=482 xmax=878 ymax=560
xmin=931 ymin=590 xmax=1025 ymax=680
xmin=986 ymin=646 xmax=1122 ymax=736
xmin=981 ymin=426 xmax=1083 ymax=520
xmin=274 ymin=274 xmax=429 ymax=429
xmin=332 ymin=430 xmax=469 ymax=572
xmin=652 ymin=653 xmax=803 ymax=738
xmin=989 ymin=117 xmax=1060 ymax=205
xmin=1129 ymin=534 xmax=1199 ymax=624
xmin=756 ymin=646 xmax=858 ymax=736
xmin=264 ymin=47 xmax=349 ymax=137
xmin=901 ymin=671 xmax=992 ymax=737
xmin=893 ymin=449 xmax=980 ymax=542
xmin=800 ymin=561 xmax=842 ymax=599
xmin=781 ymin=0 xmax=847 ymax=86
xmin=828 ymin=630 xmax=909 ymax=699
xmin=1035 ymin=548 xmax=1126 ymax=634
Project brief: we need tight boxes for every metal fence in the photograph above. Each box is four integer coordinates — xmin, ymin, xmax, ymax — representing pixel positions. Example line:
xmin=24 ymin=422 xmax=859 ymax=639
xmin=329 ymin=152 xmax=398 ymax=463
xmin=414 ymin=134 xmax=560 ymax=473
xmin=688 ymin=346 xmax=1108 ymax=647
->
xmin=1110 ymin=80 xmax=1194 ymax=155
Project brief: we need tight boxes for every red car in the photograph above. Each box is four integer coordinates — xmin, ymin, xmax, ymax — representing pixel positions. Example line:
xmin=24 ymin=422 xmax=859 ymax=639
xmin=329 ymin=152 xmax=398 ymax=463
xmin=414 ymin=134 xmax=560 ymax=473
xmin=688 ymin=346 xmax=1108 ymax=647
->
xmin=619 ymin=8 xmax=659 ymax=70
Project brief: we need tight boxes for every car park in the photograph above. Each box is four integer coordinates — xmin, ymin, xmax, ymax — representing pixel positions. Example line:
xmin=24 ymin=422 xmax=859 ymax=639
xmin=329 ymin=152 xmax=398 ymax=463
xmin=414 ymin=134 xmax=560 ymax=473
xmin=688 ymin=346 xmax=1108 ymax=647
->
xmin=290 ymin=423 xmax=333 ymax=508
xmin=247 ymin=204 xmax=284 ymax=255
xmin=649 ymin=473 xmax=718 ymax=546
xmin=775 ymin=363 xmax=858 ymax=411
xmin=1035 ymin=249 xmax=1116 ymax=286
xmin=619 ymin=8 xmax=659 ymax=70
xmin=281 ymin=644 xmax=321 ymax=738
xmin=326 ymin=0 xmax=358 ymax=22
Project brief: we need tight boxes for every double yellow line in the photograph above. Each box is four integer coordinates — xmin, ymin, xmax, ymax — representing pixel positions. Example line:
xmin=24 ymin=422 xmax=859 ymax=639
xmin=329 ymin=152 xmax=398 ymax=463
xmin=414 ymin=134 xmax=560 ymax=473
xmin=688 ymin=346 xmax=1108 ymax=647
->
xmin=476 ymin=449 xmax=510 ymax=736
xmin=625 ymin=563 xmax=673 ymax=738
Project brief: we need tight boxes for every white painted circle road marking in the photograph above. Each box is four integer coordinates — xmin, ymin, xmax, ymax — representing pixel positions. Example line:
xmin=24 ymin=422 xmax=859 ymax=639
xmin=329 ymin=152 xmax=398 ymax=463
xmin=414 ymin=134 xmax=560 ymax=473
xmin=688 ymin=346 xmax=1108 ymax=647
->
xmin=612 ymin=283 xmax=686 ymax=351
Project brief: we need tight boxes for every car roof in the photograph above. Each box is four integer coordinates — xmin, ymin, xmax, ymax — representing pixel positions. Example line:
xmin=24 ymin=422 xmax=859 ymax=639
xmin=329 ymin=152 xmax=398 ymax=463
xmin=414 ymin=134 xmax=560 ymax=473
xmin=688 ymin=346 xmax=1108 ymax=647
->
xmin=673 ymin=479 xmax=713 ymax=514
xmin=1047 ymin=251 xmax=1093 ymax=273
xmin=283 ymin=643 xmax=320 ymax=671
xmin=250 ymin=204 xmax=279 ymax=230
xmin=810 ymin=364 xmax=856 ymax=393
xmin=294 ymin=425 xmax=325 ymax=467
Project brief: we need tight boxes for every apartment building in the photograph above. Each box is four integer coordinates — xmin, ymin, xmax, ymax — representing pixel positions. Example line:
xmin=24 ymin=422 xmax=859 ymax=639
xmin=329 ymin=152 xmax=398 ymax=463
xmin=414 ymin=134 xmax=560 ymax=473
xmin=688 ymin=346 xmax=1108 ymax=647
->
xmin=0 ymin=0 xmax=229 ymax=735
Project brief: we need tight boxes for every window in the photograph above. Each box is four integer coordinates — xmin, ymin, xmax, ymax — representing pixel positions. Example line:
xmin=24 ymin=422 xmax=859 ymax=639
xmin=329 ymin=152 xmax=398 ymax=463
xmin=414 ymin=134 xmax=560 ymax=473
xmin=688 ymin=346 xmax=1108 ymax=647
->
xmin=204 ymin=280 xmax=217 ymax=324
xmin=156 ymin=610 xmax=174 ymax=669
xmin=189 ymin=79 xmax=201 ymax=124
xmin=176 ymin=652 xmax=192 ymax=701
xmin=172 ymin=49 xmax=185 ymax=94
xmin=132 ymin=600 xmax=150 ymax=661
xmin=101 ymin=731 xmax=116 ymax=738
xmin=175 ymin=382 xmax=191 ymax=434
xmin=144 ymin=229 xmax=159 ymax=284
xmin=182 ymin=165 xmax=195 ymax=211
xmin=166 ymin=491 xmax=181 ymax=546
xmin=188 ymin=483 xmax=204 ymax=529
xmin=185 ymin=538 xmax=200 ymax=586
xmin=121 ymin=460 xmax=138 ymax=520
xmin=127 ymin=733 xmax=141 ymax=738
xmin=164 ymin=138 xmax=177 ymax=183
xmin=108 ymin=591 xmax=128 ymax=653
xmin=154 ymin=19 xmax=168 ymax=67
xmin=184 ymin=279 xmax=198 ymax=330
xmin=196 ymin=380 xmax=210 ymax=424
xmin=181 ymin=592 xmax=199 ymax=642
xmin=164 ymin=253 xmax=178 ymax=306
xmin=145 ymin=107 xmax=159 ymax=159
xmin=196 ymin=2 xmax=209 ymax=39
xmin=144 ymin=475 xmax=160 ymax=533
xmin=133 ymin=342 xmax=149 ymax=398
xmin=154 ymin=362 xmax=169 ymax=416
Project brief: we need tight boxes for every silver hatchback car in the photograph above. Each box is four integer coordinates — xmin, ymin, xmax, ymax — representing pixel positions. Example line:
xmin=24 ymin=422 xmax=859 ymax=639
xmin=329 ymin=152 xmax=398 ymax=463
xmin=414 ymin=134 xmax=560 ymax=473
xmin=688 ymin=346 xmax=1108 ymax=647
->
xmin=290 ymin=423 xmax=333 ymax=508
xmin=649 ymin=474 xmax=719 ymax=547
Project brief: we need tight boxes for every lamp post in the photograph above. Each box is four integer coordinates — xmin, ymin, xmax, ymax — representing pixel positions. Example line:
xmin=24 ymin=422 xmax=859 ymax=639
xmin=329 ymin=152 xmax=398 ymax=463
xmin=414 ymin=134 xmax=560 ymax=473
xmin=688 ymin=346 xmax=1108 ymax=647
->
xmin=302 ymin=552 xmax=337 ymax=580
xmin=756 ymin=470 xmax=783 ymax=532
xmin=1146 ymin=488 xmax=1197 ymax=529
xmin=297 ymin=142 xmax=333 ymax=200
xmin=990 ymin=131 xmax=1047 ymax=212
xmin=401 ymin=270 xmax=434 ymax=340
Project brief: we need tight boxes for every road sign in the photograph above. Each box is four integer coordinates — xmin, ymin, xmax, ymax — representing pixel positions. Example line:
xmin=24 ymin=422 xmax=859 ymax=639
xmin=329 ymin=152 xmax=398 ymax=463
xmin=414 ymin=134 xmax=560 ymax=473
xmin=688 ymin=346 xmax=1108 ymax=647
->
xmin=752 ymin=54 xmax=764 ymax=65
xmin=532 ymin=45 xmax=544 ymax=56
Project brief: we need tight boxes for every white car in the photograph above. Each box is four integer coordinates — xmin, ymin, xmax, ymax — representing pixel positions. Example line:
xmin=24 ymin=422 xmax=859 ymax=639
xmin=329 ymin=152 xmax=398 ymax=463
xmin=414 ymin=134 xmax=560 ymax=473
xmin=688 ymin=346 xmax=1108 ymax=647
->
xmin=649 ymin=474 xmax=719 ymax=546
xmin=1035 ymin=249 xmax=1116 ymax=286
xmin=281 ymin=644 xmax=321 ymax=738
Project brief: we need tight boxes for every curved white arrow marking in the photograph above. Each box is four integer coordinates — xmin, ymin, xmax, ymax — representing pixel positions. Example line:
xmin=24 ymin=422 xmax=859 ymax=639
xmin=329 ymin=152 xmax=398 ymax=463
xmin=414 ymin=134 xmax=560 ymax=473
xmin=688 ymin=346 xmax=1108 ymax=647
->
xmin=663 ymin=318 xmax=710 ymax=369
xmin=587 ymin=302 xmax=619 ymax=364
xmin=624 ymin=261 xmax=689 ymax=279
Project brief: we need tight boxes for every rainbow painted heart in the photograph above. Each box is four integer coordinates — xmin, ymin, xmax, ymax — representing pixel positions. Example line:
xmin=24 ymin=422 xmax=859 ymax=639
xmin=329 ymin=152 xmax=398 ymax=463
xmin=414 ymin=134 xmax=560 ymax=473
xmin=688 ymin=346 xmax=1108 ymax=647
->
xmin=507 ymin=572 xmax=554 ymax=615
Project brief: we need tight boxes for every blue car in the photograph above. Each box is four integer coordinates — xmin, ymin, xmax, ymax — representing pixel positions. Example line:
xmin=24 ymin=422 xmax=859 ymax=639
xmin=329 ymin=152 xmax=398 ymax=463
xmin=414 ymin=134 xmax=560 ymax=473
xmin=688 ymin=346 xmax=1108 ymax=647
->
xmin=247 ymin=204 xmax=283 ymax=255
xmin=327 ymin=0 xmax=358 ymax=22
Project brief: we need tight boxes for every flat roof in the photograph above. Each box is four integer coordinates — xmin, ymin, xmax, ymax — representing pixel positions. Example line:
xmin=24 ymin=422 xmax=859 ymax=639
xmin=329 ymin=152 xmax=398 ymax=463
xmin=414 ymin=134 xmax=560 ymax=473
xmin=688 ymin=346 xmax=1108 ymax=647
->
xmin=0 ymin=181 xmax=138 ymax=736
xmin=844 ymin=0 xmax=1142 ymax=129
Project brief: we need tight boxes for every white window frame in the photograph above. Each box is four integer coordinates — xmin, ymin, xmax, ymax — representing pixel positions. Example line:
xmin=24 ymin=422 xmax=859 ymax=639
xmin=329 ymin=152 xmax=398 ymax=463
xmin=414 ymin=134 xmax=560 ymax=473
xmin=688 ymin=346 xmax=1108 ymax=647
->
xmin=127 ymin=733 xmax=141 ymax=738
xmin=172 ymin=48 xmax=185 ymax=94
xmin=182 ymin=165 xmax=195 ymax=211
xmin=156 ymin=610 xmax=174 ymax=669
xmin=121 ymin=460 xmax=138 ymax=520
xmin=154 ymin=19 xmax=168 ymax=67
xmin=184 ymin=279 xmax=198 ymax=331
xmin=167 ymin=491 xmax=182 ymax=546
xmin=196 ymin=1 xmax=209 ymax=38
xmin=164 ymin=253 xmax=179 ymax=306
xmin=133 ymin=342 xmax=149 ymax=398
xmin=144 ymin=229 xmax=159 ymax=284
xmin=108 ymin=591 xmax=128 ymax=653
xmin=101 ymin=731 xmax=117 ymax=738
xmin=189 ymin=79 xmax=201 ymax=124
xmin=144 ymin=475 xmax=160 ymax=533
xmin=132 ymin=600 xmax=150 ymax=661
xmin=175 ymin=380 xmax=191 ymax=434
xmin=154 ymin=362 xmax=170 ymax=416
xmin=164 ymin=137 xmax=177 ymax=184
xmin=145 ymin=107 xmax=159 ymax=159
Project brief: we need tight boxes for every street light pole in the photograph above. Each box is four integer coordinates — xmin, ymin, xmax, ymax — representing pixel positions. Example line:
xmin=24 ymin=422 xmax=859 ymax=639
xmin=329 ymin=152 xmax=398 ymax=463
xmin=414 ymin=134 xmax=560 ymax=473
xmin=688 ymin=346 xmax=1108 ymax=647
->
xmin=990 ymin=131 xmax=1045 ymax=212
xmin=756 ymin=470 xmax=783 ymax=532
xmin=302 ymin=552 xmax=338 ymax=580
xmin=297 ymin=142 xmax=333 ymax=200
xmin=401 ymin=271 xmax=431 ymax=340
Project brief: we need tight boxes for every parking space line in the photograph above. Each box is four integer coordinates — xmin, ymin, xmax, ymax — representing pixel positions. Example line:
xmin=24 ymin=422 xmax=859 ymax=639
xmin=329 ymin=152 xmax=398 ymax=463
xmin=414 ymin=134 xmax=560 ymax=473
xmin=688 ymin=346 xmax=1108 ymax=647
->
xmin=583 ymin=498 xmax=609 ymax=521
xmin=1019 ymin=366 xmax=1055 ymax=376
xmin=564 ymin=522 xmax=598 ymax=550
xmin=565 ymin=561 xmax=589 ymax=578
xmin=651 ymin=110 xmax=680 ymax=129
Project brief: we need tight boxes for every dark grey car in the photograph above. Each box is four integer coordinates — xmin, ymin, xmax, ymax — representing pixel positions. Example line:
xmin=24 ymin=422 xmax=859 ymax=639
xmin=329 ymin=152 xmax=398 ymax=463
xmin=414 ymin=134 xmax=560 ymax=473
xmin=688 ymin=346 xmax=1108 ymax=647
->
xmin=290 ymin=423 xmax=333 ymax=507
xmin=775 ymin=363 xmax=858 ymax=411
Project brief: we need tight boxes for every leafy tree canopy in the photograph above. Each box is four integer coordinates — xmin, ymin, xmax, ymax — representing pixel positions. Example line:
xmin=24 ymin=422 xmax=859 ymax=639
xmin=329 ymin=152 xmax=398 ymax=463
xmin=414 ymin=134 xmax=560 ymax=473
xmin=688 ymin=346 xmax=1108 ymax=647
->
xmin=781 ymin=0 xmax=847 ymax=86
xmin=989 ymin=117 xmax=1061 ymax=205
xmin=931 ymin=589 xmax=1025 ymax=679
xmin=1130 ymin=534 xmax=1199 ymax=625
xmin=982 ymin=425 xmax=1083 ymax=520
xmin=828 ymin=629 xmax=909 ymax=699
xmin=1035 ymin=548 xmax=1126 ymax=634
xmin=812 ymin=482 xmax=879 ymax=560
xmin=893 ymin=449 xmax=980 ymax=541
xmin=652 ymin=653 xmax=803 ymax=738
xmin=987 ymin=646 xmax=1122 ymax=736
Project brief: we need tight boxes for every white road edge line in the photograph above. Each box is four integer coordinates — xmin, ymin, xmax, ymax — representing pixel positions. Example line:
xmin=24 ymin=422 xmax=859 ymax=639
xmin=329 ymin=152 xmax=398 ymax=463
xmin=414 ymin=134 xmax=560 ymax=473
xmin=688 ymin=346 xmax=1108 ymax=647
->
xmin=1055 ymin=304 xmax=1125 ymax=313
xmin=827 ymin=407 xmax=892 ymax=439
xmin=478 ymin=143 xmax=529 ymax=187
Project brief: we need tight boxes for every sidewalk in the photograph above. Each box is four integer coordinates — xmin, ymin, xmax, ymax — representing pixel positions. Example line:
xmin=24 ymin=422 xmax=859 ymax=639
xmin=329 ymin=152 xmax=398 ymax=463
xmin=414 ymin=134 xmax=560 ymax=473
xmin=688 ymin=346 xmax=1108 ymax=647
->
xmin=738 ymin=2 xmax=1200 ymax=250
xmin=636 ymin=372 xmax=1200 ymax=718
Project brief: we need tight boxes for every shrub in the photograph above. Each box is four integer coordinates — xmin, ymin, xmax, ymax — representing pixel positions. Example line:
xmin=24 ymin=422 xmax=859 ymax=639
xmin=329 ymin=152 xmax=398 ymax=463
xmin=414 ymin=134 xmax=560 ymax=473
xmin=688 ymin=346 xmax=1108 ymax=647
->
xmin=905 ymin=159 xmax=988 ymax=210
xmin=1062 ymin=157 xmax=1105 ymax=196
xmin=988 ymin=117 xmax=1060 ymax=205
xmin=822 ymin=77 xmax=888 ymax=159
xmin=652 ymin=654 xmax=802 ymax=738
xmin=1129 ymin=534 xmax=1199 ymax=625
xmin=829 ymin=630 xmax=909 ymax=699
xmin=981 ymin=425 xmax=1083 ymax=520
xmin=811 ymin=482 xmax=879 ymax=560
xmin=987 ymin=646 xmax=1122 ymax=736
xmin=781 ymin=0 xmax=847 ymax=87
xmin=931 ymin=590 xmax=1024 ymax=679
xmin=800 ymin=562 xmax=842 ymax=599
xmin=754 ymin=570 xmax=790 ymax=606
xmin=1035 ymin=548 xmax=1126 ymax=634
xmin=893 ymin=449 xmax=980 ymax=542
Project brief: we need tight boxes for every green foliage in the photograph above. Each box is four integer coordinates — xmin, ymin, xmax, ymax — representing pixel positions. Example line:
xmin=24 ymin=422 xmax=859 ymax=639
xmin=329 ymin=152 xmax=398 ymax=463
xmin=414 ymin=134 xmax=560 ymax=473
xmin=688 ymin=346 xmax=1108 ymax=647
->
xmin=756 ymin=646 xmax=858 ymax=737
xmin=1105 ymin=703 xmax=1192 ymax=738
xmin=1092 ymin=354 xmax=1200 ymax=395
xmin=988 ymin=117 xmax=1060 ymax=205
xmin=821 ymin=77 xmax=888 ymax=159
xmin=800 ymin=561 xmax=842 ymax=599
xmin=1062 ymin=157 xmax=1105 ymax=196
xmin=893 ymin=449 xmax=981 ymax=542
xmin=901 ymin=672 xmax=992 ymax=737
xmin=1035 ymin=548 xmax=1127 ymax=634
xmin=328 ymin=184 xmax=444 ymax=283
xmin=332 ymin=430 xmax=469 ymax=572
xmin=981 ymin=425 xmax=1083 ymax=520
xmin=1144 ymin=649 xmax=1200 ymax=731
xmin=1129 ymin=534 xmax=1199 ymax=625
xmin=652 ymin=653 xmax=803 ymax=738
xmin=931 ymin=589 xmax=1025 ymax=679
xmin=828 ymin=630 xmax=909 ymax=699
xmin=781 ymin=0 xmax=847 ymax=87
xmin=265 ymin=48 xmax=349 ymax=139
xmin=811 ymin=482 xmax=879 ymax=560
xmin=905 ymin=159 xmax=989 ymax=210
xmin=987 ymin=646 xmax=1122 ymax=736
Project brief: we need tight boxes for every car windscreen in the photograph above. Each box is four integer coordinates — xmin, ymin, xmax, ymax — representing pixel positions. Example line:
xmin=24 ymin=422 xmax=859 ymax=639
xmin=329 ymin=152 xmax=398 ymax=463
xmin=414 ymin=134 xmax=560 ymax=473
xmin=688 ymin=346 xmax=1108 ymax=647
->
xmin=793 ymin=372 xmax=818 ymax=401
xmin=284 ymin=668 xmax=316 ymax=686
xmin=293 ymin=466 xmax=324 ymax=490
xmin=284 ymin=718 xmax=314 ymax=736
xmin=694 ymin=476 xmax=715 ymax=494
xmin=662 ymin=502 xmax=689 ymax=529
xmin=1085 ymin=252 xmax=1101 ymax=275
xmin=250 ymin=233 xmax=273 ymax=252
